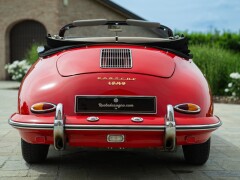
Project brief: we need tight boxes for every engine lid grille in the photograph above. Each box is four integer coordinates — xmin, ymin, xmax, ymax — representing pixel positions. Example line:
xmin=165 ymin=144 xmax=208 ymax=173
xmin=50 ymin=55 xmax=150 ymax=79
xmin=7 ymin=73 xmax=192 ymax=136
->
xmin=100 ymin=49 xmax=132 ymax=68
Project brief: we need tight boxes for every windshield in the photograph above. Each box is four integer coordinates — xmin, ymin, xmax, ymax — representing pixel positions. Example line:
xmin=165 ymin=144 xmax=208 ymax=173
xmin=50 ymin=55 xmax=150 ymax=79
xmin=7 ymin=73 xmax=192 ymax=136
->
xmin=64 ymin=25 xmax=169 ymax=38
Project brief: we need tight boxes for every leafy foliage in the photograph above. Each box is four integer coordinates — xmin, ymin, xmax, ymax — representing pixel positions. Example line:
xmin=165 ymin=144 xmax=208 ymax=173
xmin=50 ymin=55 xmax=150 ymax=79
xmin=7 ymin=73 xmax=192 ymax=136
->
xmin=24 ymin=43 xmax=39 ymax=65
xmin=225 ymin=72 xmax=240 ymax=98
xmin=190 ymin=44 xmax=240 ymax=95
xmin=5 ymin=60 xmax=31 ymax=82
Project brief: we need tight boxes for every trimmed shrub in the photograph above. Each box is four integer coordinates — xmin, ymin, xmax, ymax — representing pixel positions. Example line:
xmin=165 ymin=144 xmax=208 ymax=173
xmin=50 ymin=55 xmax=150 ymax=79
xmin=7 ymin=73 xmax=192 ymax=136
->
xmin=177 ymin=31 xmax=240 ymax=52
xmin=190 ymin=44 xmax=240 ymax=95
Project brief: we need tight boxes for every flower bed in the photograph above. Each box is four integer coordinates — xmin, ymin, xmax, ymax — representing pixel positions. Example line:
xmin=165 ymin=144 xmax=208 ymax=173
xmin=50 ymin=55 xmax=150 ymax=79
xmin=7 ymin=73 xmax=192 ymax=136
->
xmin=5 ymin=60 xmax=31 ymax=82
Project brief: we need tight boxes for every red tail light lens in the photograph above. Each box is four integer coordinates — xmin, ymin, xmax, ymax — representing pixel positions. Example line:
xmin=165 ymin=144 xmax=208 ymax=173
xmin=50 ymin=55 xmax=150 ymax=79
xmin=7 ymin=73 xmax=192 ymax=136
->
xmin=31 ymin=102 xmax=56 ymax=114
xmin=174 ymin=103 xmax=201 ymax=114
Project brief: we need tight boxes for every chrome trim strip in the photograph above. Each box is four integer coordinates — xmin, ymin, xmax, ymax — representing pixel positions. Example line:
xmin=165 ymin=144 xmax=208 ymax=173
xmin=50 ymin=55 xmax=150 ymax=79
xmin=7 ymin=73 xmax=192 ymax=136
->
xmin=176 ymin=120 xmax=222 ymax=130
xmin=65 ymin=124 xmax=165 ymax=131
xmin=164 ymin=105 xmax=176 ymax=151
xmin=8 ymin=119 xmax=53 ymax=129
xmin=9 ymin=119 xmax=222 ymax=131
xmin=53 ymin=103 xmax=65 ymax=150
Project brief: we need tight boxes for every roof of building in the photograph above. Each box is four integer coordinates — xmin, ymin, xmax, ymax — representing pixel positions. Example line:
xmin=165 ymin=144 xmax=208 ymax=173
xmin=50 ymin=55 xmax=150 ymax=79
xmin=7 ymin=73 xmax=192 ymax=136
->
xmin=95 ymin=0 xmax=145 ymax=20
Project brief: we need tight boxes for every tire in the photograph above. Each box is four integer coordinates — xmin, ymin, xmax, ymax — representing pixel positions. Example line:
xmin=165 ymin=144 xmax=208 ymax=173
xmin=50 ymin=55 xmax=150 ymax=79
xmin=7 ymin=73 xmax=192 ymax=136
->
xmin=21 ymin=138 xmax=49 ymax=164
xmin=182 ymin=138 xmax=210 ymax=165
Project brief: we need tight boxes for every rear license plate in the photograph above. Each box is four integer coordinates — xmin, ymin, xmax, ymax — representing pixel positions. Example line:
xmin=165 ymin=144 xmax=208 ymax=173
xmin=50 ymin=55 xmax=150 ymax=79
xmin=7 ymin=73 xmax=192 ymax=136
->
xmin=75 ymin=96 xmax=156 ymax=114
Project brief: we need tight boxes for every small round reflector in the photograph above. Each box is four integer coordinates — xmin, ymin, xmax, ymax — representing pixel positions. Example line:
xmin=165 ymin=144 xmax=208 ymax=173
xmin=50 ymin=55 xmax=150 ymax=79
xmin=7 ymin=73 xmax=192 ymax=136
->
xmin=31 ymin=102 xmax=56 ymax=113
xmin=174 ymin=103 xmax=201 ymax=114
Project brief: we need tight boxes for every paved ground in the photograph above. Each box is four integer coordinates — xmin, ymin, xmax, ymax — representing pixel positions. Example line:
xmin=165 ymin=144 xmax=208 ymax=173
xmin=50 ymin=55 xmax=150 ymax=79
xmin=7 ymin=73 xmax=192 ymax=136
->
xmin=0 ymin=81 xmax=240 ymax=180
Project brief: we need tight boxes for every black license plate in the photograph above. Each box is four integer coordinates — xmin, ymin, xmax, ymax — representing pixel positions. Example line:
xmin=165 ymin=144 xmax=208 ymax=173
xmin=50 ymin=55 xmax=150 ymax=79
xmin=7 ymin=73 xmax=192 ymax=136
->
xmin=75 ymin=96 xmax=156 ymax=114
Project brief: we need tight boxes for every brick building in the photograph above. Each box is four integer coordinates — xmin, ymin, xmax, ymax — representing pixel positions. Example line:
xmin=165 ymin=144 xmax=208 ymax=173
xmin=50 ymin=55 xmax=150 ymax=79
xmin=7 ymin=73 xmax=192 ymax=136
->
xmin=0 ymin=0 xmax=159 ymax=80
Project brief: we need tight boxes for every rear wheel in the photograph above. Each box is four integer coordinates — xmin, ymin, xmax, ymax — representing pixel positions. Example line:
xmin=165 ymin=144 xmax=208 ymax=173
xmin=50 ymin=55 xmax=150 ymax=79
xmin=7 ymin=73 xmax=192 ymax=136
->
xmin=21 ymin=139 xmax=49 ymax=164
xmin=182 ymin=138 xmax=210 ymax=165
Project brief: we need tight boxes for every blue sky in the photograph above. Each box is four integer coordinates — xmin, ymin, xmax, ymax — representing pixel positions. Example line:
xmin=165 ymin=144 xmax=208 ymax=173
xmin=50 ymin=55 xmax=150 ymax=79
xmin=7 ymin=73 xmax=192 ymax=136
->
xmin=112 ymin=0 xmax=240 ymax=32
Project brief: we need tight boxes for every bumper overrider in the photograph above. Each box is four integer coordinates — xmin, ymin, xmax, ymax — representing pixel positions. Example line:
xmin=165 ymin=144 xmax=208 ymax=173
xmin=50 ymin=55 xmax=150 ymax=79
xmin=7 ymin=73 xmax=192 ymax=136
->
xmin=9 ymin=104 xmax=222 ymax=151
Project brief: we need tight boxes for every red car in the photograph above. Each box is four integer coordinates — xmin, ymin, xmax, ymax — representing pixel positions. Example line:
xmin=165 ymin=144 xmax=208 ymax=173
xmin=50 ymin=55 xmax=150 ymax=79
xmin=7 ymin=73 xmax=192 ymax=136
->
xmin=9 ymin=19 xmax=221 ymax=165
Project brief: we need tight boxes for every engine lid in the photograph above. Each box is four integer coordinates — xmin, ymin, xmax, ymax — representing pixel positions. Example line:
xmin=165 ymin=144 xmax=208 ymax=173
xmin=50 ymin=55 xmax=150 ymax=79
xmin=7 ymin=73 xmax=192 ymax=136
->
xmin=56 ymin=46 xmax=175 ymax=77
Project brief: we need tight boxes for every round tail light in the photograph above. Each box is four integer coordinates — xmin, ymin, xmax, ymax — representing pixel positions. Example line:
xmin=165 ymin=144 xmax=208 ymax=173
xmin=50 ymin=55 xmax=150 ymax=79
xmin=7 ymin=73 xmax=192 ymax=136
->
xmin=31 ymin=102 xmax=56 ymax=114
xmin=174 ymin=103 xmax=201 ymax=114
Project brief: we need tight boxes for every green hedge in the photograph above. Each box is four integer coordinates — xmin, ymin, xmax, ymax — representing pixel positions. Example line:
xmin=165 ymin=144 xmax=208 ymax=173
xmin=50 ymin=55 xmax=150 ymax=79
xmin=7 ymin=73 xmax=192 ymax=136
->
xmin=190 ymin=44 xmax=240 ymax=95
xmin=177 ymin=31 xmax=240 ymax=52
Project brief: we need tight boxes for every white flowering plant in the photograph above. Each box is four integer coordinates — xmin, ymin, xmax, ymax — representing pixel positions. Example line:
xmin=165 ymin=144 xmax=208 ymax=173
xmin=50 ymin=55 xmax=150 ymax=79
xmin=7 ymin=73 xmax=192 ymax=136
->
xmin=5 ymin=60 xmax=31 ymax=82
xmin=225 ymin=72 xmax=240 ymax=98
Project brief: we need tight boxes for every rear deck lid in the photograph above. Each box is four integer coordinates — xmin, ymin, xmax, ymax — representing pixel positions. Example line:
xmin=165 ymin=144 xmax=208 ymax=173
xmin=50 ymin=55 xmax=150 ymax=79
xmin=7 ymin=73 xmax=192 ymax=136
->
xmin=56 ymin=46 xmax=175 ymax=77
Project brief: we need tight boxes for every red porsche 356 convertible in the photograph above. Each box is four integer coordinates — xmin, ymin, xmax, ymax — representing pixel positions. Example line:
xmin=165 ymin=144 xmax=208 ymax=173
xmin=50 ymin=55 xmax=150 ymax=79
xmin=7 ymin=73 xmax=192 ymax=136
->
xmin=9 ymin=19 xmax=221 ymax=165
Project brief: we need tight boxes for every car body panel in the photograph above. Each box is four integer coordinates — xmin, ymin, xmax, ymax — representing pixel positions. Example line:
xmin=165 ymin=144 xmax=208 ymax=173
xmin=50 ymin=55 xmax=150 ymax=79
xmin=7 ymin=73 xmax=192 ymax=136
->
xmin=9 ymin=20 xmax=221 ymax=163
xmin=57 ymin=45 xmax=175 ymax=78
xmin=18 ymin=45 xmax=212 ymax=119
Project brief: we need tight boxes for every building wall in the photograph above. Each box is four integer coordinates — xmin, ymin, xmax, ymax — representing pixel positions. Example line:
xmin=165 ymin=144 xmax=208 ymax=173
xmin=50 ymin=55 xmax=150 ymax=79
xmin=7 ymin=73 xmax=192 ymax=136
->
xmin=0 ymin=0 xmax=60 ymax=80
xmin=58 ymin=0 xmax=126 ymax=37
xmin=59 ymin=0 xmax=125 ymax=26
xmin=0 ymin=0 xmax=158 ymax=80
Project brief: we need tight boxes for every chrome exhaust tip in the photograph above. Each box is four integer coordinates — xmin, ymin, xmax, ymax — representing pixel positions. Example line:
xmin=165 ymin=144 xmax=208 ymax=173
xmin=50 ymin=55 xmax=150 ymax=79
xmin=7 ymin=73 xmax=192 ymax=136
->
xmin=54 ymin=103 xmax=65 ymax=151
xmin=164 ymin=105 xmax=176 ymax=151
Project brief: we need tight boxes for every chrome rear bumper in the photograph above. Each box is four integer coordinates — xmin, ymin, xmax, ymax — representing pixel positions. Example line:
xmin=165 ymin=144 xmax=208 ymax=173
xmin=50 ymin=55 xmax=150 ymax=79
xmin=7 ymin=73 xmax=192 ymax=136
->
xmin=9 ymin=104 xmax=222 ymax=151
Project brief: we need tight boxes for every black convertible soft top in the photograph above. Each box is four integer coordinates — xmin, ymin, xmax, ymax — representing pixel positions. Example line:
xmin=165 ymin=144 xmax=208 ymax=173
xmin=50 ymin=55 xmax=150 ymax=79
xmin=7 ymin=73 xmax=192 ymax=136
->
xmin=39 ymin=19 xmax=192 ymax=59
